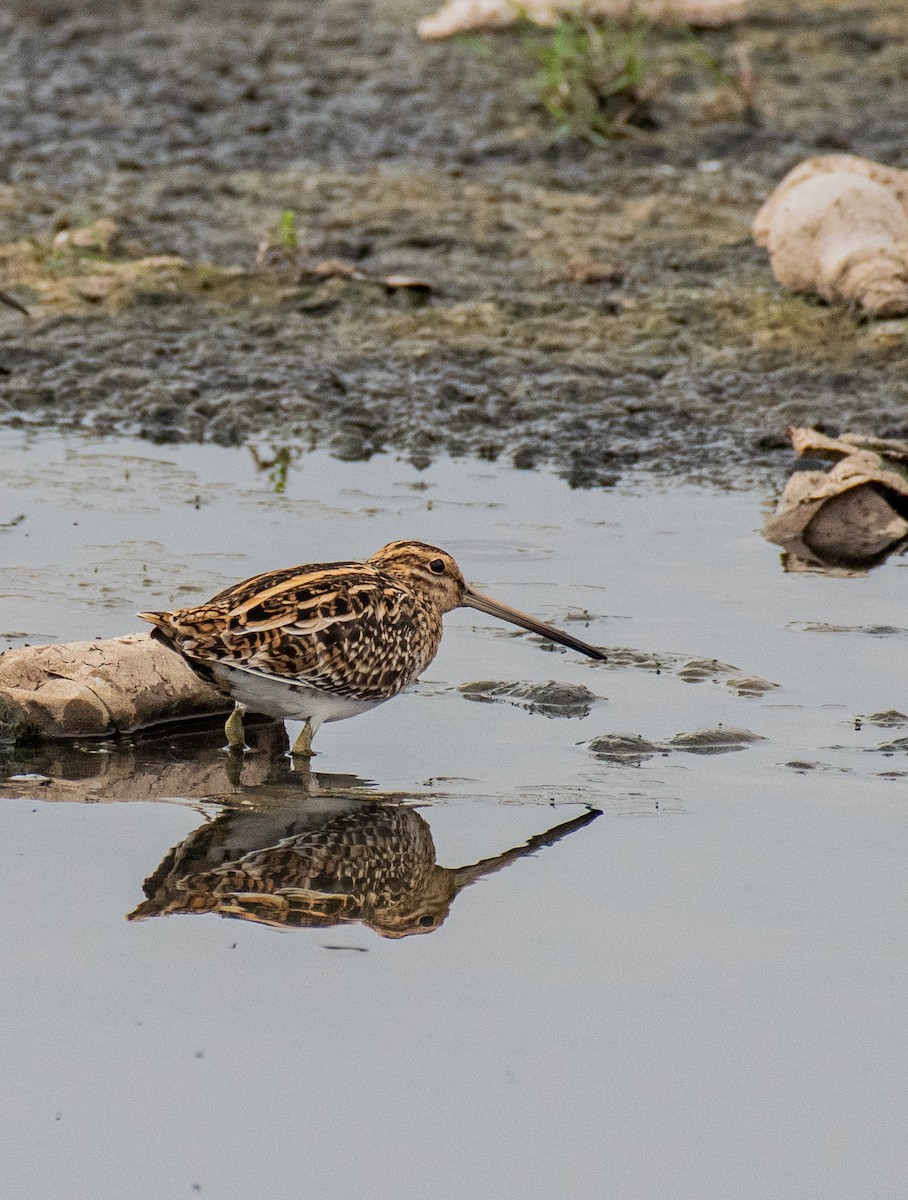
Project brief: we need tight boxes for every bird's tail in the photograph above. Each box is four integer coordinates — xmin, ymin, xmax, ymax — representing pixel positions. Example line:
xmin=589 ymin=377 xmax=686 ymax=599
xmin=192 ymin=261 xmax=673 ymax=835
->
xmin=137 ymin=611 xmax=178 ymax=647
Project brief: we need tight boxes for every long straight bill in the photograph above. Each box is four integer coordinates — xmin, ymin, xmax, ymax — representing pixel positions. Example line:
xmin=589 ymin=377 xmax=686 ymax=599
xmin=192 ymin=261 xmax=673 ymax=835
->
xmin=462 ymin=588 xmax=607 ymax=661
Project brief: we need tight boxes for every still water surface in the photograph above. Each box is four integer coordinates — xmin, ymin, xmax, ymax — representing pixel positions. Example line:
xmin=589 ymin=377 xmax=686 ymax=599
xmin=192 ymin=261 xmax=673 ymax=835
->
xmin=0 ymin=434 xmax=905 ymax=1198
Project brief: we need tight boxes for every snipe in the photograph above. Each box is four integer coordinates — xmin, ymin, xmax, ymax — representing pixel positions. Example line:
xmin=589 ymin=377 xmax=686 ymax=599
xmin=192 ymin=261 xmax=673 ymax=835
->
xmin=139 ymin=540 xmax=605 ymax=755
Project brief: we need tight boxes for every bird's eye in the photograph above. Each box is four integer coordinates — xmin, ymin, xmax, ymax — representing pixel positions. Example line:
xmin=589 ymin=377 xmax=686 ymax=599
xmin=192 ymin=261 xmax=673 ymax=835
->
xmin=429 ymin=558 xmax=446 ymax=575
xmin=419 ymin=914 xmax=435 ymax=926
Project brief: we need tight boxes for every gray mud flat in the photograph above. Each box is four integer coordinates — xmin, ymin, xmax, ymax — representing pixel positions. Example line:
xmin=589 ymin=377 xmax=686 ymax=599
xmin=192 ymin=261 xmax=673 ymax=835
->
xmin=0 ymin=432 xmax=907 ymax=1199
xmin=1 ymin=0 xmax=907 ymax=485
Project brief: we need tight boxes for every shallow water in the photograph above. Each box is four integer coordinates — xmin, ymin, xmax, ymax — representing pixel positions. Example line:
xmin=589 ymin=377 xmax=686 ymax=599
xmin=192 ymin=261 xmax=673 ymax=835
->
xmin=0 ymin=432 xmax=906 ymax=1199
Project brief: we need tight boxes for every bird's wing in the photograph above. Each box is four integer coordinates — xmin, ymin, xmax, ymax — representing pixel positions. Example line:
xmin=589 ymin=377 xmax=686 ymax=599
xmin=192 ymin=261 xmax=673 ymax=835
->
xmin=219 ymin=563 xmax=407 ymax=638
xmin=141 ymin=562 xmax=429 ymax=700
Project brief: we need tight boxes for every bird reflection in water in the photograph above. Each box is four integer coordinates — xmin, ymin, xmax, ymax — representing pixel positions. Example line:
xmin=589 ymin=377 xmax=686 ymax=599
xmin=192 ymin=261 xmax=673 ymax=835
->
xmin=128 ymin=798 xmax=600 ymax=938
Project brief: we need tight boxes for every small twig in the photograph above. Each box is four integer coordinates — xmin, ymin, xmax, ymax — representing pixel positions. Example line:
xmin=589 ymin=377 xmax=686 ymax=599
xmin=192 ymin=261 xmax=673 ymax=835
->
xmin=0 ymin=291 xmax=29 ymax=316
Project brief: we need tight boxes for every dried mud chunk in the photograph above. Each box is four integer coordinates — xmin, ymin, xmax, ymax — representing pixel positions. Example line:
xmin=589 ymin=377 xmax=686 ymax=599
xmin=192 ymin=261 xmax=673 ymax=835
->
xmin=792 ymin=622 xmax=908 ymax=637
xmin=677 ymin=663 xmax=780 ymax=696
xmin=459 ymin=679 xmax=598 ymax=717
xmin=666 ymin=727 xmax=765 ymax=754
xmin=783 ymin=760 xmax=851 ymax=775
xmin=675 ymin=657 xmax=737 ymax=683
xmin=864 ymin=710 xmax=908 ymax=728
xmin=588 ymin=733 xmax=660 ymax=763
xmin=601 ymin=646 xmax=680 ymax=673
xmin=725 ymin=675 xmax=779 ymax=696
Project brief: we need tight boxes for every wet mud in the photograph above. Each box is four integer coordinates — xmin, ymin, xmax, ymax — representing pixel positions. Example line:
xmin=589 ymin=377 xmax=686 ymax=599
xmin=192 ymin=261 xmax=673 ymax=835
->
xmin=1 ymin=0 xmax=907 ymax=485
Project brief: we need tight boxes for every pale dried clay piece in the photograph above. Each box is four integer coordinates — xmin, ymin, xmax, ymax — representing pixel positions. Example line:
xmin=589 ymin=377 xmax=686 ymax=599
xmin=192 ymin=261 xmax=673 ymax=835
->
xmin=418 ymin=0 xmax=746 ymax=39
xmin=753 ymin=155 xmax=908 ymax=316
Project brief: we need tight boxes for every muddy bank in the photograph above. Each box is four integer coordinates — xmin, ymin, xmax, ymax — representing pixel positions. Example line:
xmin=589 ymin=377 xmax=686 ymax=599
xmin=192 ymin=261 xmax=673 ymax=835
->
xmin=1 ymin=0 xmax=907 ymax=484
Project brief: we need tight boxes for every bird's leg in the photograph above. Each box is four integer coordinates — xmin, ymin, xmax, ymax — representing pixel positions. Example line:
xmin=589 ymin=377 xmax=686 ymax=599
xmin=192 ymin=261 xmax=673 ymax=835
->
xmin=290 ymin=720 xmax=315 ymax=759
xmin=224 ymin=702 xmax=247 ymax=751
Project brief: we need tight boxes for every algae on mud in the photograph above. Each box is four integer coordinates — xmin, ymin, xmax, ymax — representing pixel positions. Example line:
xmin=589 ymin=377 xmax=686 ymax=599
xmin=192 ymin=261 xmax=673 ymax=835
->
xmin=0 ymin=0 xmax=907 ymax=484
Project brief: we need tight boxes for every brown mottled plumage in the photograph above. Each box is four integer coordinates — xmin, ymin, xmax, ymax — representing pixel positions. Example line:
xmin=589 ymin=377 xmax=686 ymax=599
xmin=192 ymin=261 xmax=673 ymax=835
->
xmin=138 ymin=540 xmax=605 ymax=753
xmin=127 ymin=802 xmax=601 ymax=937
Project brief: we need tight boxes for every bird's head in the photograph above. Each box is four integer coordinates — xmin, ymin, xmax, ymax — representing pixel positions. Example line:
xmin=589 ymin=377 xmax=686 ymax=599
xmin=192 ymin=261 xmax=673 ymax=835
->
xmin=368 ymin=540 xmax=606 ymax=661
xmin=368 ymin=540 xmax=467 ymax=613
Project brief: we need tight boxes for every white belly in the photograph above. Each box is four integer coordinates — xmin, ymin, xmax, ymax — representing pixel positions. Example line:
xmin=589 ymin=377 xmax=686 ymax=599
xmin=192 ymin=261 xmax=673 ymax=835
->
xmin=208 ymin=662 xmax=383 ymax=728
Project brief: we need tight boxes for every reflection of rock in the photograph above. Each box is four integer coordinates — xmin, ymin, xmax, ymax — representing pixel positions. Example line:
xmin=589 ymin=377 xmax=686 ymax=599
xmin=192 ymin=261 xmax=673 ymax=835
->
xmin=0 ymin=720 xmax=295 ymax=803
xmin=458 ymin=679 xmax=598 ymax=718
xmin=129 ymin=803 xmax=600 ymax=937
xmin=763 ymin=427 xmax=908 ymax=573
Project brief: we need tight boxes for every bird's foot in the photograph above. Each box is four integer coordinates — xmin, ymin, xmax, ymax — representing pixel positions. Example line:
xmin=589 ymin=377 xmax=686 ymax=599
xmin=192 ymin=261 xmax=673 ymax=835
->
xmin=290 ymin=723 xmax=315 ymax=759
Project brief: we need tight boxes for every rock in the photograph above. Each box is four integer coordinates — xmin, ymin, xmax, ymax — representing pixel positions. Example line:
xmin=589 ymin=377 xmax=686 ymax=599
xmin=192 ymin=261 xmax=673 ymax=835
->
xmin=753 ymin=155 xmax=908 ymax=316
xmin=0 ymin=633 xmax=230 ymax=742
xmin=763 ymin=426 xmax=908 ymax=569
xmin=803 ymin=487 xmax=908 ymax=563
